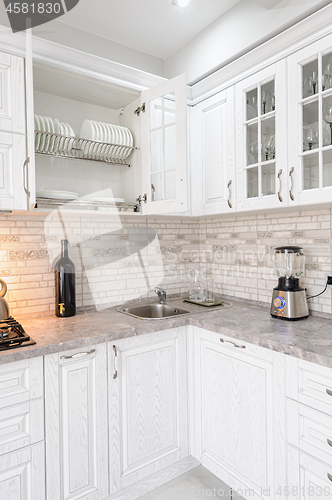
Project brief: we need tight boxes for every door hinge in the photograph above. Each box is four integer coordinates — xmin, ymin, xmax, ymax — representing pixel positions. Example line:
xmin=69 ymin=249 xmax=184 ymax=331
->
xmin=136 ymin=194 xmax=147 ymax=204
xmin=134 ymin=103 xmax=146 ymax=116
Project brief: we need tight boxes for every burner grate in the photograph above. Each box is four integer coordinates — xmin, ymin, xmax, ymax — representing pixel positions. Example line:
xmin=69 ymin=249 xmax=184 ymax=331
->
xmin=0 ymin=317 xmax=36 ymax=350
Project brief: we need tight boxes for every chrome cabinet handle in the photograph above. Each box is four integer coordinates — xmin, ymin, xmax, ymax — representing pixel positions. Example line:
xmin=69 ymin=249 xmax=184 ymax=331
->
xmin=328 ymin=473 xmax=332 ymax=482
xmin=289 ymin=167 xmax=294 ymax=201
xmin=113 ymin=345 xmax=118 ymax=379
xmin=60 ymin=349 xmax=95 ymax=360
xmin=220 ymin=338 xmax=245 ymax=348
xmin=23 ymin=157 xmax=30 ymax=197
xmin=227 ymin=180 xmax=232 ymax=209
xmin=326 ymin=388 xmax=332 ymax=397
xmin=327 ymin=438 xmax=332 ymax=448
xmin=277 ymin=169 xmax=283 ymax=203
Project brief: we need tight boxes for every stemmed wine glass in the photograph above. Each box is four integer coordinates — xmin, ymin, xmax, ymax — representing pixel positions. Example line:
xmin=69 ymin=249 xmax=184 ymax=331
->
xmin=303 ymin=127 xmax=317 ymax=151
xmin=324 ymin=62 xmax=332 ymax=91
xmin=262 ymin=90 xmax=267 ymax=115
xmin=323 ymin=106 xmax=332 ymax=146
xmin=310 ymin=71 xmax=317 ymax=95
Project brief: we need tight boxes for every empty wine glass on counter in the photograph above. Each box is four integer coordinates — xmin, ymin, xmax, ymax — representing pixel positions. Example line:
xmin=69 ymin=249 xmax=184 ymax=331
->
xmin=323 ymin=106 xmax=332 ymax=145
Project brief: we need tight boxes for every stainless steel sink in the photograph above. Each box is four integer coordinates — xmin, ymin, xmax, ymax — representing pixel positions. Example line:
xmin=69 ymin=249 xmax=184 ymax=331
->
xmin=117 ymin=302 xmax=190 ymax=320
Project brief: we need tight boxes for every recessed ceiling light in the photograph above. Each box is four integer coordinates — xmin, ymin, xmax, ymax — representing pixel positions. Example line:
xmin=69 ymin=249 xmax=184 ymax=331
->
xmin=172 ymin=0 xmax=191 ymax=10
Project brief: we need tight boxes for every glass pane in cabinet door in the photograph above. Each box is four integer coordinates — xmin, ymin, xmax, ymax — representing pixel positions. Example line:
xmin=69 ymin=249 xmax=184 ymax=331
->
xmin=261 ymin=80 xmax=275 ymax=115
xmin=323 ymin=95 xmax=332 ymax=147
xmin=323 ymin=150 xmax=332 ymax=187
xmin=303 ymin=100 xmax=319 ymax=151
xmin=151 ymin=173 xmax=163 ymax=201
xmin=247 ymin=167 xmax=258 ymax=198
xmin=151 ymin=129 xmax=162 ymax=172
xmin=164 ymin=94 xmax=176 ymax=125
xmin=246 ymin=88 xmax=258 ymax=120
xmin=302 ymin=59 xmax=318 ymax=98
xmin=261 ymin=117 xmax=275 ymax=162
xmin=165 ymin=125 xmax=176 ymax=170
xmin=303 ymin=153 xmax=319 ymax=190
xmin=165 ymin=170 xmax=176 ymax=200
xmin=261 ymin=163 xmax=275 ymax=196
xmin=322 ymin=52 xmax=332 ymax=92
xmin=150 ymin=97 xmax=163 ymax=129
xmin=247 ymin=122 xmax=258 ymax=165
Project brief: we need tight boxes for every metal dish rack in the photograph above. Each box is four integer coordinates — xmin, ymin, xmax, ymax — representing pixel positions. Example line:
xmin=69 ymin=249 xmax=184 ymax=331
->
xmin=35 ymin=130 xmax=137 ymax=166
xmin=35 ymin=197 xmax=139 ymax=212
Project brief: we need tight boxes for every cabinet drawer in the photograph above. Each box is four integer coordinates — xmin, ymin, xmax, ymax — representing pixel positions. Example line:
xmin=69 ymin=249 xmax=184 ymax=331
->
xmin=287 ymin=399 xmax=332 ymax=466
xmin=287 ymin=445 xmax=332 ymax=499
xmin=286 ymin=357 xmax=332 ymax=415
xmin=0 ymin=398 xmax=44 ymax=456
xmin=0 ymin=357 xmax=44 ymax=409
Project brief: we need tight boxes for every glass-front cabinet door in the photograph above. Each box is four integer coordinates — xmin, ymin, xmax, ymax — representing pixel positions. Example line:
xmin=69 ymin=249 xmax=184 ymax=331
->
xmin=288 ymin=33 xmax=332 ymax=205
xmin=140 ymin=74 xmax=187 ymax=215
xmin=235 ymin=61 xmax=287 ymax=211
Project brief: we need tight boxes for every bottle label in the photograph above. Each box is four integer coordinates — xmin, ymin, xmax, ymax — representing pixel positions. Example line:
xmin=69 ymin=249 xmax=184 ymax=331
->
xmin=59 ymin=303 xmax=65 ymax=315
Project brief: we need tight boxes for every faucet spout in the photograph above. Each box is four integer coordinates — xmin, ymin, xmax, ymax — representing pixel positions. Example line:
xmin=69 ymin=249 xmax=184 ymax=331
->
xmin=155 ymin=287 xmax=167 ymax=304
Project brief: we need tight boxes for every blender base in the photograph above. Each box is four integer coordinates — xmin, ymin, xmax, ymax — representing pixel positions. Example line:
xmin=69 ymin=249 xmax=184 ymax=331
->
xmin=270 ymin=289 xmax=309 ymax=320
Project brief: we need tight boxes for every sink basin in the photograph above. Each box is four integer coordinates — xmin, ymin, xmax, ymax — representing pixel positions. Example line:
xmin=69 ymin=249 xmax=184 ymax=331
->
xmin=118 ymin=302 xmax=190 ymax=320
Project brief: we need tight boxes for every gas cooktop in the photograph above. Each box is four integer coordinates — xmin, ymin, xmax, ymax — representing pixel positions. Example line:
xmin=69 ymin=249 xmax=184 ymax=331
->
xmin=0 ymin=317 xmax=36 ymax=351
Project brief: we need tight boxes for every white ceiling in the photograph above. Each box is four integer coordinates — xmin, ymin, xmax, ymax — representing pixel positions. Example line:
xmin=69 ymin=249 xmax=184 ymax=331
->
xmin=57 ymin=0 xmax=242 ymax=60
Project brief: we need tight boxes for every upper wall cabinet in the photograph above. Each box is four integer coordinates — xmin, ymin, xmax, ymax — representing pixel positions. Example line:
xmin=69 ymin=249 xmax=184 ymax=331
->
xmin=288 ymin=33 xmax=332 ymax=206
xmin=235 ymin=61 xmax=288 ymax=212
xmin=140 ymin=74 xmax=187 ymax=214
xmin=190 ymin=87 xmax=235 ymax=216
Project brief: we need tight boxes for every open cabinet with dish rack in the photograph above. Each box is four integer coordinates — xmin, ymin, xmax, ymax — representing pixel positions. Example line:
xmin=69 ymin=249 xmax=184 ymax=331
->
xmin=31 ymin=54 xmax=188 ymax=215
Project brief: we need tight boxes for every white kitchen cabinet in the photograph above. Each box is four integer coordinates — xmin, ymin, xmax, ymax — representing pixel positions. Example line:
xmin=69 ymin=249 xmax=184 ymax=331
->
xmin=108 ymin=327 xmax=188 ymax=495
xmin=235 ymin=61 xmax=288 ymax=212
xmin=0 ymin=442 xmax=46 ymax=500
xmin=190 ymin=87 xmax=236 ymax=215
xmin=287 ymin=32 xmax=332 ymax=206
xmin=45 ymin=344 xmax=108 ymax=500
xmin=193 ymin=328 xmax=285 ymax=499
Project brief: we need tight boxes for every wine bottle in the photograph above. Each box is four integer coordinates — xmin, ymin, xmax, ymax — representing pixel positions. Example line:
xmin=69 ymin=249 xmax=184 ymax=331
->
xmin=55 ymin=238 xmax=76 ymax=317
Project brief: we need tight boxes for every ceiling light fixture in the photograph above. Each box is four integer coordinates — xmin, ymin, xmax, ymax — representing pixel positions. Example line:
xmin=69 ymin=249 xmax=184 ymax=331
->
xmin=172 ymin=0 xmax=191 ymax=10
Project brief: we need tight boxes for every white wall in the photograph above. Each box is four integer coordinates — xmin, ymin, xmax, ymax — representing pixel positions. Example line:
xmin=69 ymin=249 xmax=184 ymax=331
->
xmin=165 ymin=0 xmax=332 ymax=85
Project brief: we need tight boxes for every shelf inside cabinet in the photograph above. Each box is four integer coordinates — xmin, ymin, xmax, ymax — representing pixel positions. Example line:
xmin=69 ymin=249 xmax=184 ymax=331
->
xmin=35 ymin=197 xmax=139 ymax=212
xmin=35 ymin=130 xmax=138 ymax=166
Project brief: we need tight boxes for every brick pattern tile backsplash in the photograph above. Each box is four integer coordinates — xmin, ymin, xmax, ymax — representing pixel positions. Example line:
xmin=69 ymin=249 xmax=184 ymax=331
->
xmin=0 ymin=208 xmax=331 ymax=317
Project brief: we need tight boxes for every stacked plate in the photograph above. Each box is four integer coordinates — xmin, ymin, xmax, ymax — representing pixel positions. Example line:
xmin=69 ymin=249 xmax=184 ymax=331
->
xmin=34 ymin=115 xmax=75 ymax=154
xmin=80 ymin=120 xmax=133 ymax=161
xmin=36 ymin=190 xmax=79 ymax=201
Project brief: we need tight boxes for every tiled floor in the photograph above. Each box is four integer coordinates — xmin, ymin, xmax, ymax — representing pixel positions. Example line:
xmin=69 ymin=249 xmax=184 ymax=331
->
xmin=139 ymin=466 xmax=244 ymax=499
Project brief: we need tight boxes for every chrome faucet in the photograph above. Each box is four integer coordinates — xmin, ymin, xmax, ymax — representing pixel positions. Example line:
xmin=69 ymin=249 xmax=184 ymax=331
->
xmin=155 ymin=287 xmax=166 ymax=304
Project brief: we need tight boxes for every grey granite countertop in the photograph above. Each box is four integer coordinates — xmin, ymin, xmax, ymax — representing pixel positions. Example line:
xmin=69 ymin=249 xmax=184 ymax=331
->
xmin=1 ymin=298 xmax=332 ymax=368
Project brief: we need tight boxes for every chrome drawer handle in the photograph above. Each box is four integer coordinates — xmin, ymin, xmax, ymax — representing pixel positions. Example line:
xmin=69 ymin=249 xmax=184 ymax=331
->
xmin=60 ymin=349 xmax=95 ymax=360
xmin=113 ymin=345 xmax=118 ymax=379
xmin=227 ymin=180 xmax=233 ymax=209
xmin=277 ymin=169 xmax=283 ymax=203
xmin=23 ymin=157 xmax=31 ymax=198
xmin=326 ymin=389 xmax=332 ymax=397
xmin=328 ymin=473 xmax=332 ymax=482
xmin=289 ymin=167 xmax=294 ymax=201
xmin=220 ymin=338 xmax=245 ymax=349
xmin=327 ymin=439 xmax=332 ymax=448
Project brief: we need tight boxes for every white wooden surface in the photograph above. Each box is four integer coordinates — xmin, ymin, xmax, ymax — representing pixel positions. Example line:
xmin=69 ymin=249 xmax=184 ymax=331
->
xmin=235 ymin=60 xmax=288 ymax=212
xmin=0 ymin=356 xmax=43 ymax=409
xmin=45 ymin=344 xmax=108 ymax=500
xmin=190 ymin=87 xmax=236 ymax=215
xmin=109 ymin=327 xmax=188 ymax=495
xmin=0 ymin=51 xmax=25 ymax=135
xmin=0 ymin=442 xmax=45 ymax=500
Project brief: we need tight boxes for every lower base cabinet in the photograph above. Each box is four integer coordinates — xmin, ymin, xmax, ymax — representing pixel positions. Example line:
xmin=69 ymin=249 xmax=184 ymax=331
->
xmin=45 ymin=344 xmax=108 ymax=500
xmin=109 ymin=327 xmax=189 ymax=496
xmin=0 ymin=442 xmax=45 ymax=500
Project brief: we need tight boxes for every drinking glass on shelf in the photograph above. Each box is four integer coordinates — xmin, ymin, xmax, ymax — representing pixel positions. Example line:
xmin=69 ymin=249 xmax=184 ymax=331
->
xmin=323 ymin=106 xmax=332 ymax=146
xmin=246 ymin=94 xmax=257 ymax=120
xmin=268 ymin=136 xmax=275 ymax=160
xmin=303 ymin=76 xmax=311 ymax=99
xmin=248 ymin=142 xmax=258 ymax=164
xmin=262 ymin=90 xmax=267 ymax=115
xmin=271 ymin=93 xmax=275 ymax=111
xmin=303 ymin=127 xmax=317 ymax=151
xmin=324 ymin=62 xmax=332 ymax=91
xmin=310 ymin=71 xmax=317 ymax=95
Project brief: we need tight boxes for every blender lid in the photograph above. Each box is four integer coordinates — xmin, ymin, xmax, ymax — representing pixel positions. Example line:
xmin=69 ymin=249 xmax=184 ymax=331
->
xmin=275 ymin=246 xmax=303 ymax=253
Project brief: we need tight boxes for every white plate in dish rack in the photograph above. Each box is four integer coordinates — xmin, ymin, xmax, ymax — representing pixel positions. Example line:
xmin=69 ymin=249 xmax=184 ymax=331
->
xmin=37 ymin=190 xmax=79 ymax=200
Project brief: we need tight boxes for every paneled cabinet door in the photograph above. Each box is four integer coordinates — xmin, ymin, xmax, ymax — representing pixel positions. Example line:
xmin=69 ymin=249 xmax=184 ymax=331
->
xmin=190 ymin=87 xmax=236 ymax=215
xmin=45 ymin=344 xmax=108 ymax=500
xmin=109 ymin=328 xmax=188 ymax=496
xmin=235 ymin=60 xmax=288 ymax=212
xmin=196 ymin=329 xmax=285 ymax=499
xmin=0 ymin=442 xmax=45 ymax=500
xmin=140 ymin=74 xmax=187 ymax=214
xmin=287 ymin=32 xmax=332 ymax=206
